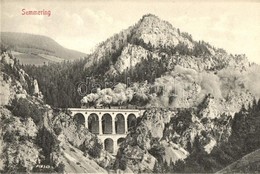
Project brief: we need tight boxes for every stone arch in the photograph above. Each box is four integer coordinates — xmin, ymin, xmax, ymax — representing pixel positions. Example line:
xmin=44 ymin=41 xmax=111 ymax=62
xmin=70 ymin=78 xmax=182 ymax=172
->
xmin=104 ymin=138 xmax=114 ymax=153
xmin=102 ymin=113 xmax=112 ymax=134
xmin=88 ymin=113 xmax=99 ymax=134
xmin=117 ymin=137 xmax=125 ymax=146
xmin=74 ymin=113 xmax=85 ymax=126
xmin=115 ymin=114 xmax=125 ymax=134
xmin=127 ymin=114 xmax=137 ymax=131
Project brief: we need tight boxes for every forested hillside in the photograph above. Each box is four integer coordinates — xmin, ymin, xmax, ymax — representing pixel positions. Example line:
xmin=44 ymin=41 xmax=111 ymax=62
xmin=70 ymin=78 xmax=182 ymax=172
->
xmin=0 ymin=50 xmax=111 ymax=173
xmin=22 ymin=57 xmax=90 ymax=108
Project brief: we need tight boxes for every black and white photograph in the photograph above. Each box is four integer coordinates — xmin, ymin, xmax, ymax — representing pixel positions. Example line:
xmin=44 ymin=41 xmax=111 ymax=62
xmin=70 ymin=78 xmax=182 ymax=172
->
xmin=1 ymin=0 xmax=260 ymax=173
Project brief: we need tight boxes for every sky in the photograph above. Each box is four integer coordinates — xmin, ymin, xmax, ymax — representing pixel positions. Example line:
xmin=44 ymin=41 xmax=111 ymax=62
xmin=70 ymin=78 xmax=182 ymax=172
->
xmin=1 ymin=0 xmax=260 ymax=64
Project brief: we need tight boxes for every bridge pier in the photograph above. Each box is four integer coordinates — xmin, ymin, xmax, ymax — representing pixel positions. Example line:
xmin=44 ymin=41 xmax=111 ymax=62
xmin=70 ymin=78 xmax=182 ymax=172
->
xmin=98 ymin=115 xmax=103 ymax=135
xmin=112 ymin=117 xmax=116 ymax=134
xmin=124 ymin=113 xmax=128 ymax=134
xmin=85 ymin=115 xmax=88 ymax=129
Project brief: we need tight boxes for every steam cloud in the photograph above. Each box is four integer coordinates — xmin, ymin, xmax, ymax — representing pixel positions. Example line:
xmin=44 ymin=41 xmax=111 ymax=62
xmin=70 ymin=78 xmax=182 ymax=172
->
xmin=81 ymin=64 xmax=260 ymax=108
xmin=81 ymin=82 xmax=150 ymax=107
xmin=151 ymin=64 xmax=260 ymax=108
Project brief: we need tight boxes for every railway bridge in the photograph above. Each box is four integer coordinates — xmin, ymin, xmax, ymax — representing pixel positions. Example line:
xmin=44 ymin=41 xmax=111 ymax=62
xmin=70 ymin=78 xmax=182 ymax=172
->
xmin=68 ymin=108 xmax=145 ymax=155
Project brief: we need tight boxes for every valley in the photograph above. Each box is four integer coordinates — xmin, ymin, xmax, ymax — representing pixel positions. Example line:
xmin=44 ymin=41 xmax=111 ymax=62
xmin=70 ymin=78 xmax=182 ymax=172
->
xmin=1 ymin=14 xmax=260 ymax=173
xmin=1 ymin=32 xmax=88 ymax=65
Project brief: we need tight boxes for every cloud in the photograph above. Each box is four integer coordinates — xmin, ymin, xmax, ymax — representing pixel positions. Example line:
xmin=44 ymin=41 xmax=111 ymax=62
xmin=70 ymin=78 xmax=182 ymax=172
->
xmin=72 ymin=13 xmax=84 ymax=26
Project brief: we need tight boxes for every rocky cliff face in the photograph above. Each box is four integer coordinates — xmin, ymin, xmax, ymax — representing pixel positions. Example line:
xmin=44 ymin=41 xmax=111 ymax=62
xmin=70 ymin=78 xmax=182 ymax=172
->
xmin=112 ymin=44 xmax=159 ymax=74
xmin=115 ymin=108 xmax=173 ymax=173
xmin=0 ymin=51 xmax=43 ymax=103
xmin=84 ymin=14 xmax=196 ymax=72
xmin=0 ymin=51 xmax=110 ymax=173
xmin=115 ymin=107 xmax=232 ymax=173
xmin=84 ymin=14 xmax=250 ymax=77
xmin=133 ymin=14 xmax=194 ymax=49
xmin=0 ymin=108 xmax=40 ymax=172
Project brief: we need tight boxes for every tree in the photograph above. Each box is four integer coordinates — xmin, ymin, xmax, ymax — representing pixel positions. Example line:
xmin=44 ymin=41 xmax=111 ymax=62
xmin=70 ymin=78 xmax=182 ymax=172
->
xmin=172 ymin=159 xmax=185 ymax=172
xmin=177 ymin=28 xmax=180 ymax=35
xmin=55 ymin=163 xmax=65 ymax=173
xmin=114 ymin=148 xmax=127 ymax=171
xmin=11 ymin=98 xmax=31 ymax=119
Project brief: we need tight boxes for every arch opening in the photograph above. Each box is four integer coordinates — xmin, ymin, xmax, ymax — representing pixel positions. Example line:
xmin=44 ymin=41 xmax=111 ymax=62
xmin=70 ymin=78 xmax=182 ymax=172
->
xmin=115 ymin=114 xmax=125 ymax=134
xmin=88 ymin=113 xmax=99 ymax=134
xmin=127 ymin=114 xmax=137 ymax=131
xmin=74 ymin=113 xmax=85 ymax=127
xmin=104 ymin=138 xmax=114 ymax=154
xmin=102 ymin=113 xmax=112 ymax=134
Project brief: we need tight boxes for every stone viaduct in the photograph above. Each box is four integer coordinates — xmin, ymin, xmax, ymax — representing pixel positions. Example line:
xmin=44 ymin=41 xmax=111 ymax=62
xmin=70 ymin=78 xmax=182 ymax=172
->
xmin=68 ymin=108 xmax=145 ymax=155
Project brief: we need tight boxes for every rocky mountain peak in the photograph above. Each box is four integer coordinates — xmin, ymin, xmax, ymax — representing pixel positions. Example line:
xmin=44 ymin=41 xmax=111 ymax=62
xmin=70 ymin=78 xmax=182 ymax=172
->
xmin=134 ymin=14 xmax=194 ymax=49
xmin=139 ymin=14 xmax=162 ymax=26
xmin=85 ymin=14 xmax=199 ymax=73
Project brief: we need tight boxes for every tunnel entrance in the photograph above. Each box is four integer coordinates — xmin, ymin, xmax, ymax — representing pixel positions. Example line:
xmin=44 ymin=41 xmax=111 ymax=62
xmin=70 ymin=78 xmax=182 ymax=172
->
xmin=115 ymin=114 xmax=125 ymax=134
xmin=102 ymin=113 xmax=112 ymax=134
xmin=104 ymin=138 xmax=114 ymax=154
xmin=88 ymin=113 xmax=99 ymax=134
xmin=127 ymin=114 xmax=137 ymax=131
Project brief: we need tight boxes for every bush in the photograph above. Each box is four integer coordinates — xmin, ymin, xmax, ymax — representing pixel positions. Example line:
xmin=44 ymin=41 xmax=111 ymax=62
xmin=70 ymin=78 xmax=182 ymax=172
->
xmin=54 ymin=163 xmax=65 ymax=173
xmin=11 ymin=98 xmax=30 ymax=119
xmin=53 ymin=127 xmax=62 ymax=136
xmin=36 ymin=127 xmax=55 ymax=164
xmin=3 ymin=131 xmax=16 ymax=143
xmin=81 ymin=137 xmax=102 ymax=158
xmin=172 ymin=159 xmax=185 ymax=172
xmin=11 ymin=98 xmax=45 ymax=125
xmin=87 ymin=138 xmax=102 ymax=158
xmin=114 ymin=148 xmax=127 ymax=171
xmin=148 ymin=144 xmax=165 ymax=164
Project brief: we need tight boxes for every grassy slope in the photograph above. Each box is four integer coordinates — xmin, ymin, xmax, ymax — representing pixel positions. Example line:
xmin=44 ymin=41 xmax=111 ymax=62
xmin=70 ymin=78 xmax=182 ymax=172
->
xmin=12 ymin=51 xmax=51 ymax=66
xmin=1 ymin=32 xmax=88 ymax=65
xmin=61 ymin=144 xmax=108 ymax=173
xmin=217 ymin=148 xmax=260 ymax=173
